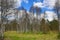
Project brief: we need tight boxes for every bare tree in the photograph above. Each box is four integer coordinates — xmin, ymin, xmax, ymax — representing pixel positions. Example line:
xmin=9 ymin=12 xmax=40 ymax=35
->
xmin=55 ymin=0 xmax=60 ymax=31
xmin=1 ymin=0 xmax=15 ymax=39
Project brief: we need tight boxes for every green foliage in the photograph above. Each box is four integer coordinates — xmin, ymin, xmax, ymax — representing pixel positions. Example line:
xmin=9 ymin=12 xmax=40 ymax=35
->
xmin=40 ymin=19 xmax=49 ymax=34
xmin=5 ymin=20 xmax=17 ymax=31
xmin=49 ymin=20 xmax=59 ymax=31
xmin=5 ymin=18 xmax=59 ymax=33
xmin=57 ymin=32 xmax=60 ymax=39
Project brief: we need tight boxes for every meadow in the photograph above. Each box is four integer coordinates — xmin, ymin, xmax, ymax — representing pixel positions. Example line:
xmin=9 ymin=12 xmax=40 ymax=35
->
xmin=4 ymin=31 xmax=59 ymax=40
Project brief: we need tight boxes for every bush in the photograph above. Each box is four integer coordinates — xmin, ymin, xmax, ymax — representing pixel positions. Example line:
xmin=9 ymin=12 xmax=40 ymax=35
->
xmin=57 ymin=32 xmax=60 ymax=39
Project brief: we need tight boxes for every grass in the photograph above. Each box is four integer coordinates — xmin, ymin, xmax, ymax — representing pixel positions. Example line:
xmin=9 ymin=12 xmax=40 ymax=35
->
xmin=4 ymin=31 xmax=58 ymax=40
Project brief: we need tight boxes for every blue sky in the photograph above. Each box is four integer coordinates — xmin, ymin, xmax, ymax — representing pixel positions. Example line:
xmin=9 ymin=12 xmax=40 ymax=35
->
xmin=16 ymin=0 xmax=56 ymax=13
xmin=7 ymin=0 xmax=57 ymax=21
xmin=17 ymin=0 xmax=44 ymax=11
xmin=14 ymin=0 xmax=57 ymax=21
xmin=21 ymin=0 xmax=33 ymax=11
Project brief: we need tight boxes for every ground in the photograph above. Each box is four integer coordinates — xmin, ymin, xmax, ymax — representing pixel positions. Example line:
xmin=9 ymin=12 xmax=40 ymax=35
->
xmin=4 ymin=31 xmax=58 ymax=40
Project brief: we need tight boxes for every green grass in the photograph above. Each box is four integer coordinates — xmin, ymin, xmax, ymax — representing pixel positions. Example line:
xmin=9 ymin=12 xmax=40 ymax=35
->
xmin=4 ymin=31 xmax=58 ymax=40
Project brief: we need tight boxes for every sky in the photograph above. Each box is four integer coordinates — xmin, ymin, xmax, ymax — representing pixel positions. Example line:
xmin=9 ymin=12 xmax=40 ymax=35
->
xmin=11 ymin=0 xmax=58 ymax=21
xmin=15 ymin=0 xmax=56 ymax=12
xmin=15 ymin=0 xmax=43 ymax=11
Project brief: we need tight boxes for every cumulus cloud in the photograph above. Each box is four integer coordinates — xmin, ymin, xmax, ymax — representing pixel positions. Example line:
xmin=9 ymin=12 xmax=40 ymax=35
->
xmin=14 ymin=0 xmax=29 ymax=8
xmin=33 ymin=2 xmax=45 ymax=8
xmin=7 ymin=13 xmax=15 ymax=21
xmin=40 ymin=13 xmax=44 ymax=18
xmin=33 ymin=0 xmax=56 ymax=9
xmin=43 ymin=0 xmax=56 ymax=9
xmin=45 ymin=11 xmax=58 ymax=21
xmin=23 ymin=0 xmax=29 ymax=3
xmin=14 ymin=0 xmax=22 ymax=8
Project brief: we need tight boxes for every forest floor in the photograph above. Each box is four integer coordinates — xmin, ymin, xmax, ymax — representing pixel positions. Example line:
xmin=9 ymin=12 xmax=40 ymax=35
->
xmin=4 ymin=31 xmax=59 ymax=40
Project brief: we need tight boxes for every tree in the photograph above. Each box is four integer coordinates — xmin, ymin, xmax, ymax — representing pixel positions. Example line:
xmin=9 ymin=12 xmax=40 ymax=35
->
xmin=1 ymin=0 xmax=15 ymax=39
xmin=23 ymin=11 xmax=30 ymax=32
xmin=55 ymin=0 xmax=60 ymax=31
xmin=49 ymin=20 xmax=59 ymax=31
xmin=40 ymin=19 xmax=49 ymax=33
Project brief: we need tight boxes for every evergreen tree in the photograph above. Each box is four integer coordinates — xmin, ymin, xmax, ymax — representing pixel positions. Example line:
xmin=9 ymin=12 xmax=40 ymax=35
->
xmin=40 ymin=19 xmax=49 ymax=33
xmin=49 ymin=20 xmax=59 ymax=31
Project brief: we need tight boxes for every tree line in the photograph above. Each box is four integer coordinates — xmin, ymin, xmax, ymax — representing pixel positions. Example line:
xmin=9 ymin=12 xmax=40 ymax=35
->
xmin=0 ymin=0 xmax=60 ymax=40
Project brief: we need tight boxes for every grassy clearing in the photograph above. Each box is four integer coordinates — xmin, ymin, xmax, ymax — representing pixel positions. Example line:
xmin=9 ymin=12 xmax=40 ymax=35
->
xmin=4 ymin=31 xmax=58 ymax=40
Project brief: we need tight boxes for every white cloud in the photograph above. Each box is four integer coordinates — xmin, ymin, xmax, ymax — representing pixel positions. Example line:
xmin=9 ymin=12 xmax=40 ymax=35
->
xmin=40 ymin=13 xmax=44 ymax=18
xmin=33 ymin=0 xmax=56 ymax=9
xmin=34 ymin=13 xmax=37 ymax=18
xmin=7 ymin=13 xmax=15 ymax=21
xmin=33 ymin=2 xmax=45 ymax=8
xmin=45 ymin=11 xmax=58 ymax=21
xmin=14 ymin=0 xmax=29 ymax=8
xmin=43 ymin=0 xmax=56 ymax=9
xmin=14 ymin=0 xmax=22 ymax=8
xmin=23 ymin=0 xmax=29 ymax=3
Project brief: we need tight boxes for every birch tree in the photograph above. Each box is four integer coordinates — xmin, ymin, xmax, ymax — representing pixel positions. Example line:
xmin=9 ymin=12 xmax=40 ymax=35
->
xmin=1 ymin=0 xmax=15 ymax=39
xmin=55 ymin=0 xmax=60 ymax=31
